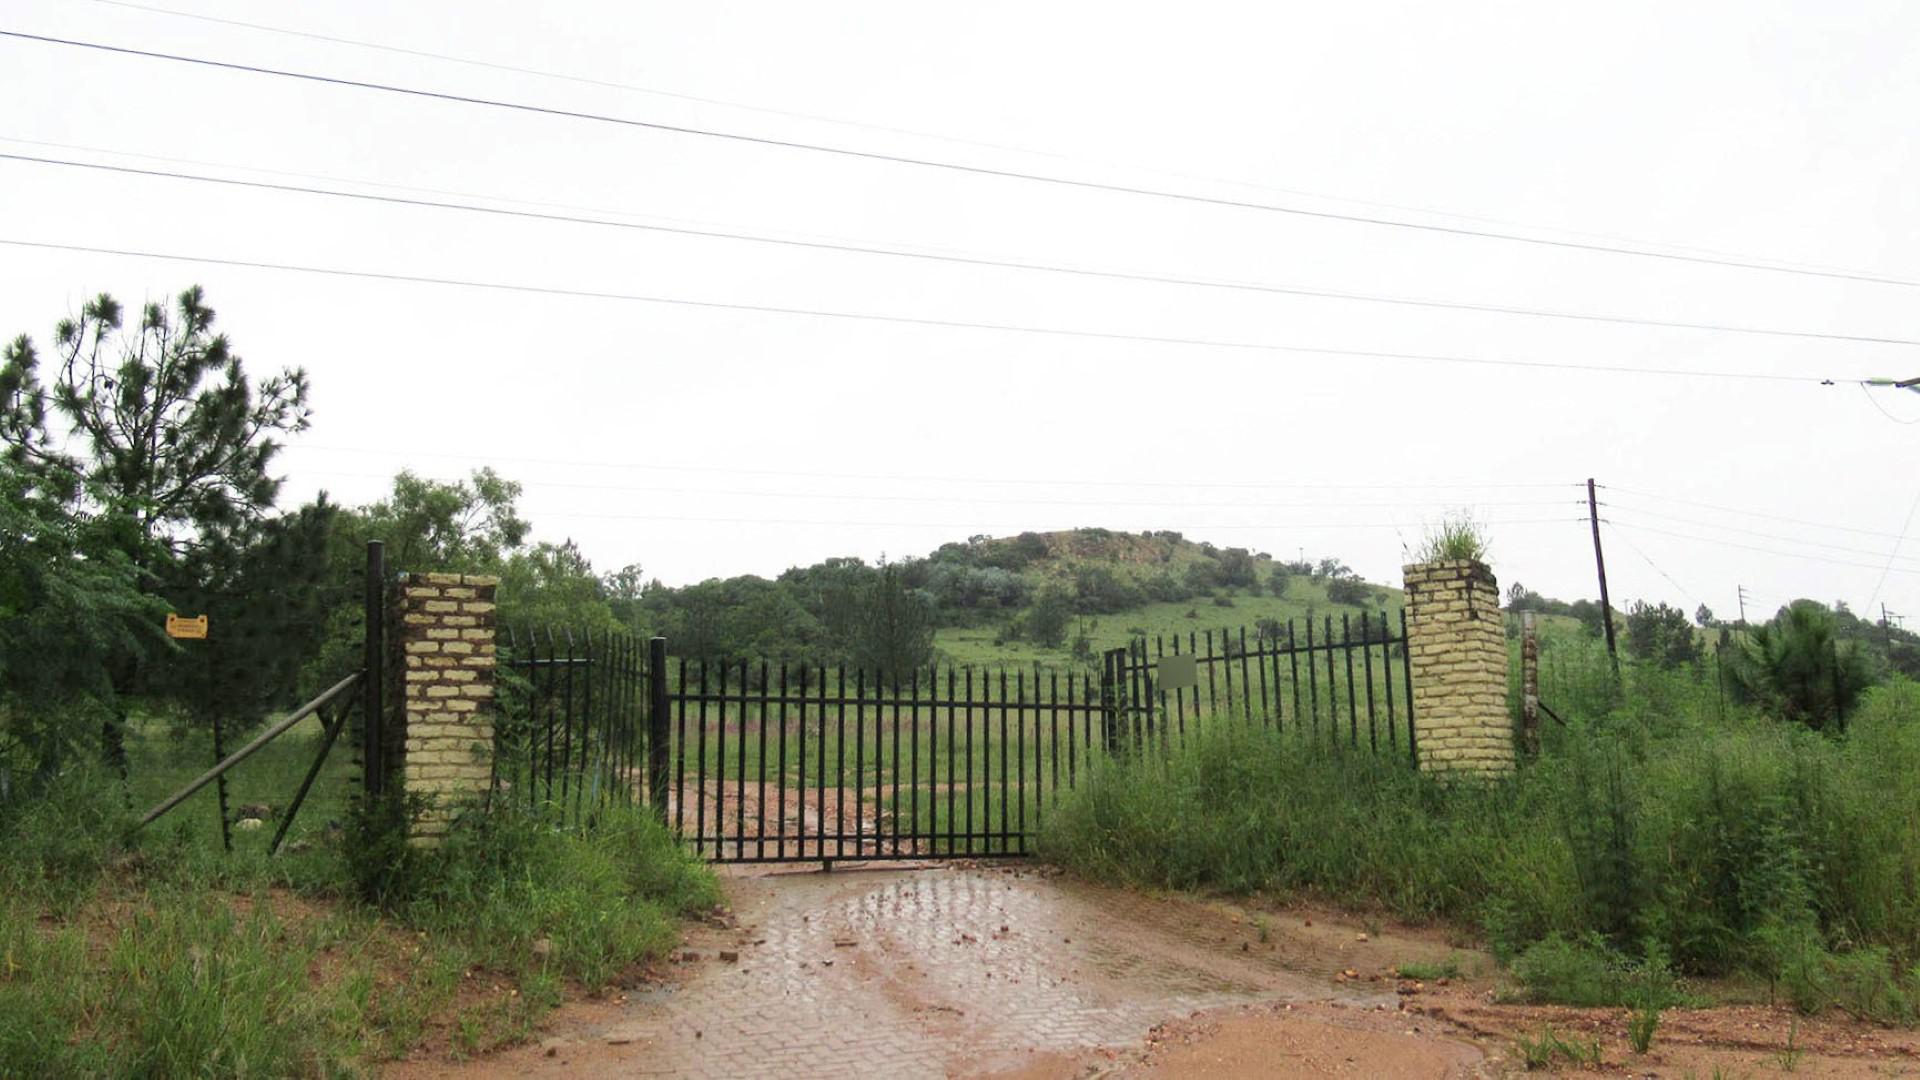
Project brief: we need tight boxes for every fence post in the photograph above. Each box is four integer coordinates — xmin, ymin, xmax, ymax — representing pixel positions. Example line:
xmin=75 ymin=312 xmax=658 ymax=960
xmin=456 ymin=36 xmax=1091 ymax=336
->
xmin=1520 ymin=611 xmax=1540 ymax=755
xmin=648 ymin=636 xmax=671 ymax=824
xmin=362 ymin=539 xmax=385 ymax=798
xmin=1100 ymin=647 xmax=1126 ymax=753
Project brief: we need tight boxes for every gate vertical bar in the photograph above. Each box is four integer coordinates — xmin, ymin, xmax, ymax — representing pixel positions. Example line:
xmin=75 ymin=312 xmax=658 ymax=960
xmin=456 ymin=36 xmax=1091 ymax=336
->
xmin=648 ymin=637 xmax=670 ymax=824
xmin=362 ymin=540 xmax=385 ymax=800
xmin=1401 ymin=607 xmax=1418 ymax=766
xmin=1343 ymin=614 xmax=1358 ymax=748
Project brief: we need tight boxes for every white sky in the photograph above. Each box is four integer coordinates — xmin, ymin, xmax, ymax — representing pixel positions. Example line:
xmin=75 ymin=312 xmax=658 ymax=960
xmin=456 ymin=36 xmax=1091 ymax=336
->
xmin=2 ymin=0 xmax=1917 ymax=623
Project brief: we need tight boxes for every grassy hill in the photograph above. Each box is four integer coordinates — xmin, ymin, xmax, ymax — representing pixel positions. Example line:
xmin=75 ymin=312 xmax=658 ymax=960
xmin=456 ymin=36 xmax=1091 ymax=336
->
xmin=925 ymin=528 xmax=1404 ymax=668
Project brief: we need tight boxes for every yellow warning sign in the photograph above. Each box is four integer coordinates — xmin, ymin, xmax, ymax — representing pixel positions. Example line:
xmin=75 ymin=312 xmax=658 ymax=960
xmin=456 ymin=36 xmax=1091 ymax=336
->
xmin=166 ymin=613 xmax=208 ymax=640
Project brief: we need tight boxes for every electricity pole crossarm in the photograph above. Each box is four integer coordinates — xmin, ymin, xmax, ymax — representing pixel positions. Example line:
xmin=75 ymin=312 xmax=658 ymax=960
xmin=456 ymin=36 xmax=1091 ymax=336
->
xmin=1864 ymin=376 xmax=1920 ymax=392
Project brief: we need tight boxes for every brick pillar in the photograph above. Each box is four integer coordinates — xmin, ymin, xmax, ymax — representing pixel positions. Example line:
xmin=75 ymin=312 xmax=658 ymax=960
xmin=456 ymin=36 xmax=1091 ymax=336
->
xmin=398 ymin=572 xmax=499 ymax=841
xmin=1402 ymin=559 xmax=1514 ymax=775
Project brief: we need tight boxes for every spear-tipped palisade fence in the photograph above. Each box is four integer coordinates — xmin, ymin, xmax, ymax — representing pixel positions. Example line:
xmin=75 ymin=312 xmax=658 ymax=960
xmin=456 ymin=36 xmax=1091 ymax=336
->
xmin=494 ymin=609 xmax=1416 ymax=866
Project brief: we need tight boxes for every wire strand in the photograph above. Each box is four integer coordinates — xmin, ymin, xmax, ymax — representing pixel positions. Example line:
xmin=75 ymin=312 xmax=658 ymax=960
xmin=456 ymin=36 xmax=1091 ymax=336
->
xmin=67 ymin=0 xmax=1920 ymax=281
xmin=1605 ymin=518 xmax=1920 ymax=576
xmin=1598 ymin=502 xmax=1920 ymax=563
xmin=1866 ymin=487 xmax=1920 ymax=612
xmin=1599 ymin=484 xmax=1914 ymax=540
xmin=7 ymin=28 xmax=1918 ymax=288
xmin=293 ymin=445 xmax=1576 ymax=492
xmin=0 ymin=237 xmax=1850 ymax=385
xmin=12 ymin=150 xmax=1916 ymax=348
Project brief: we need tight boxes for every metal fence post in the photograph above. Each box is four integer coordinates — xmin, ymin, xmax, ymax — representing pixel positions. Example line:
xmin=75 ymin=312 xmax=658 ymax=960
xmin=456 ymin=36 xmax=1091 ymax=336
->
xmin=648 ymin=636 xmax=671 ymax=823
xmin=1101 ymin=647 xmax=1126 ymax=753
xmin=363 ymin=539 xmax=385 ymax=798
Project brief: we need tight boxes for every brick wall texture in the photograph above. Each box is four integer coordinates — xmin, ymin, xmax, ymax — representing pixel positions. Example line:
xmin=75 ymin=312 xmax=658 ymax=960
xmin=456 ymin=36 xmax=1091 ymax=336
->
xmin=399 ymin=572 xmax=499 ymax=841
xmin=1402 ymin=559 xmax=1514 ymax=775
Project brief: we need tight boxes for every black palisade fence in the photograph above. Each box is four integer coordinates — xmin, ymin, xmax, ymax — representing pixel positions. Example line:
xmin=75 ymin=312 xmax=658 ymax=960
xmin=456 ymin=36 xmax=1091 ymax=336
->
xmin=1115 ymin=610 xmax=1417 ymax=765
xmin=496 ymin=627 xmax=649 ymax=830
xmin=492 ymin=613 xmax=1416 ymax=863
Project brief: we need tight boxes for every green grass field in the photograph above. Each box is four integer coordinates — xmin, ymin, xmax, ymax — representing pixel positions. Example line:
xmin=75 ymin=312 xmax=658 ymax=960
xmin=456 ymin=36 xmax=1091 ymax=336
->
xmin=935 ymin=577 xmax=1403 ymax=669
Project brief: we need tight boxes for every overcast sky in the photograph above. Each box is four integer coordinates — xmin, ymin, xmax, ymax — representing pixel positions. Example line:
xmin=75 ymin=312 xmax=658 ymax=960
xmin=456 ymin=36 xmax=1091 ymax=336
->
xmin=3 ymin=0 xmax=1916 ymax=622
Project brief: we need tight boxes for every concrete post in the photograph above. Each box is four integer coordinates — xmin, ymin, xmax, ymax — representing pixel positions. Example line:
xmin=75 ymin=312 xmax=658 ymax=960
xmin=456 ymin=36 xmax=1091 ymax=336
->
xmin=1402 ymin=559 xmax=1514 ymax=775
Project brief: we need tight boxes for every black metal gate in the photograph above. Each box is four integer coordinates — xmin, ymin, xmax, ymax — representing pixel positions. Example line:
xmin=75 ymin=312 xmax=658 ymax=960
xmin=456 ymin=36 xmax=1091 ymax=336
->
xmin=494 ymin=612 xmax=1416 ymax=865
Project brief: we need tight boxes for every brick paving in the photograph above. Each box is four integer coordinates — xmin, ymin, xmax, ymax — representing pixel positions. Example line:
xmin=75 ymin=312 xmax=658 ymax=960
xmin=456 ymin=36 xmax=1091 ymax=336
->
xmin=477 ymin=864 xmax=1388 ymax=1079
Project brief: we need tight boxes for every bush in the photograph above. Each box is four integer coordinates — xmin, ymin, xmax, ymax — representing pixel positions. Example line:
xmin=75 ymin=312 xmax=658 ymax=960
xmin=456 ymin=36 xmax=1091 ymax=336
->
xmin=1041 ymin=684 xmax=1920 ymax=994
xmin=1728 ymin=601 xmax=1878 ymax=730
xmin=401 ymin=802 xmax=718 ymax=987
xmin=1326 ymin=576 xmax=1371 ymax=606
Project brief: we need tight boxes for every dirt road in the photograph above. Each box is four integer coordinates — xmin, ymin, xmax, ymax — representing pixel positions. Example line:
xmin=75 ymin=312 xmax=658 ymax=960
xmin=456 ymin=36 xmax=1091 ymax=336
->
xmin=391 ymin=863 xmax=1920 ymax=1078
xmin=392 ymin=862 xmax=1481 ymax=1078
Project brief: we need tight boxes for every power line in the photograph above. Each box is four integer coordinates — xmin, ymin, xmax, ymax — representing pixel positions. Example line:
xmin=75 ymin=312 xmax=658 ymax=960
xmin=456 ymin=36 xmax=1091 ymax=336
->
xmin=1859 ymin=381 xmax=1920 ymax=425
xmin=0 ymin=237 xmax=1855 ymax=385
xmin=292 ymin=445 xmax=1575 ymax=493
xmin=13 ymin=149 xmax=1918 ymax=349
xmin=1604 ymin=521 xmax=1702 ymax=606
xmin=1599 ymin=484 xmax=1914 ymax=540
xmin=304 ymin=466 xmax=1581 ymax=511
xmin=1598 ymin=502 xmax=1920 ymax=564
xmin=498 ymin=508 xmax=1591 ymax=531
xmin=1866 ymin=486 xmax=1920 ymax=612
xmin=67 ymin=0 xmax=1920 ymax=281
xmin=8 ymin=28 xmax=1919 ymax=290
xmin=1605 ymin=518 xmax=1920 ymax=576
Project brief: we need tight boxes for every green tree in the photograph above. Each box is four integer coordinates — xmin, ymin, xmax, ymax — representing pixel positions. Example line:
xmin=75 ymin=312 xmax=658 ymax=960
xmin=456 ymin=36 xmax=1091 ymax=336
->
xmin=0 ymin=288 xmax=312 ymax=766
xmin=0 ymin=464 xmax=164 ymax=798
xmin=852 ymin=563 xmax=936 ymax=679
xmin=1625 ymin=601 xmax=1699 ymax=669
xmin=1694 ymin=603 xmax=1715 ymax=628
xmin=1727 ymin=601 xmax=1879 ymax=730
xmin=1267 ymin=565 xmax=1291 ymax=598
xmin=1025 ymin=588 xmax=1073 ymax=650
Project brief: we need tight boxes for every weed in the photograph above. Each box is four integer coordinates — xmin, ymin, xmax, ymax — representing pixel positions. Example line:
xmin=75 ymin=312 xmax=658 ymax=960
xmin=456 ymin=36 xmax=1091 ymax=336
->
xmin=1627 ymin=1003 xmax=1660 ymax=1053
xmin=1513 ymin=1024 xmax=1601 ymax=1070
xmin=1776 ymin=1016 xmax=1803 ymax=1071
xmin=1395 ymin=955 xmax=1463 ymax=981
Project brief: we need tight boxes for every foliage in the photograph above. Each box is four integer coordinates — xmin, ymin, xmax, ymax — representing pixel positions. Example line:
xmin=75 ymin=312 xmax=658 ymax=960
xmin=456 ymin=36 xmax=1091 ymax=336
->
xmin=1325 ymin=576 xmax=1372 ymax=606
xmin=0 ymin=288 xmax=310 ymax=558
xmin=2 ymin=287 xmax=314 ymax=770
xmin=1727 ymin=601 xmax=1878 ymax=730
xmin=1041 ymin=677 xmax=1920 ymax=1007
xmin=1624 ymin=601 xmax=1699 ymax=669
xmin=849 ymin=562 xmax=936 ymax=677
xmin=0 ymin=467 xmax=164 ymax=799
xmin=395 ymin=802 xmax=719 ymax=988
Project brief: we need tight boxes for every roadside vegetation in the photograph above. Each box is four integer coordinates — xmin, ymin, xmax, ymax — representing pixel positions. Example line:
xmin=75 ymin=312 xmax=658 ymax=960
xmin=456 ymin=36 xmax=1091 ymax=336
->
xmin=1043 ymin=648 xmax=1920 ymax=1025
xmin=0 ymin=758 xmax=715 ymax=1075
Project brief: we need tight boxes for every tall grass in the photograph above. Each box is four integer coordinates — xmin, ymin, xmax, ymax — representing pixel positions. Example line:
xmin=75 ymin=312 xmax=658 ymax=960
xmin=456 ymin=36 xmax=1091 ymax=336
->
xmin=0 ymin=765 xmax=719 ymax=1075
xmin=1041 ymin=678 xmax=1920 ymax=1012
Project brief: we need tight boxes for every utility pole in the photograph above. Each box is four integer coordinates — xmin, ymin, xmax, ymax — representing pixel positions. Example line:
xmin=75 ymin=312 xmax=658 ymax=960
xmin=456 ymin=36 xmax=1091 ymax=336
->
xmin=1587 ymin=478 xmax=1619 ymax=670
xmin=1737 ymin=585 xmax=1750 ymax=627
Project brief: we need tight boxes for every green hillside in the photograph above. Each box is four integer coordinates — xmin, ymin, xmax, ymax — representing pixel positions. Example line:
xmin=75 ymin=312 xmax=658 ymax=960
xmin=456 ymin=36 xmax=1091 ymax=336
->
xmin=922 ymin=529 xmax=1404 ymax=668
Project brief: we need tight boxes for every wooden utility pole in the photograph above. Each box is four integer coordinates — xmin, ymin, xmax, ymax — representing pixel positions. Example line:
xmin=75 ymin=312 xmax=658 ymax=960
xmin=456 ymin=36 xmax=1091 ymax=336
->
xmin=1586 ymin=478 xmax=1619 ymax=670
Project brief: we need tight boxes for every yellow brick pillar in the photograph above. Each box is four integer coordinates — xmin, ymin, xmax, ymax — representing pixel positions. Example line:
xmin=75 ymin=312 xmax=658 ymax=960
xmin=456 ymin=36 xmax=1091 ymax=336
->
xmin=1402 ymin=559 xmax=1514 ymax=775
xmin=398 ymin=572 xmax=499 ymax=842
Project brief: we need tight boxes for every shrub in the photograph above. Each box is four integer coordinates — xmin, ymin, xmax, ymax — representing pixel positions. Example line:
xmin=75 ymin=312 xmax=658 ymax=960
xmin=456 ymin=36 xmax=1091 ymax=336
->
xmin=1042 ymin=688 xmax=1920 ymax=994
xmin=1727 ymin=601 xmax=1878 ymax=729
